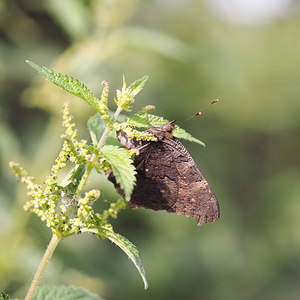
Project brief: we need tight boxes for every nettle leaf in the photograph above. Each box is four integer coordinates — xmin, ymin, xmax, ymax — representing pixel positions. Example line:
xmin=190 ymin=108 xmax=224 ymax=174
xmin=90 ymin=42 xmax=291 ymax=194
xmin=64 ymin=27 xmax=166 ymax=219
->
xmin=104 ymin=130 xmax=121 ymax=146
xmin=104 ymin=227 xmax=148 ymax=289
xmin=173 ymin=127 xmax=205 ymax=147
xmin=87 ymin=113 xmax=122 ymax=146
xmin=127 ymin=113 xmax=168 ymax=128
xmin=87 ymin=223 xmax=147 ymax=289
xmin=101 ymin=145 xmax=136 ymax=200
xmin=126 ymin=114 xmax=205 ymax=146
xmin=116 ymin=76 xmax=149 ymax=112
xmin=127 ymin=75 xmax=148 ymax=98
xmin=60 ymin=165 xmax=86 ymax=194
xmin=33 ymin=285 xmax=104 ymax=300
xmin=27 ymin=61 xmax=101 ymax=113
xmin=0 ymin=291 xmax=9 ymax=300
xmin=87 ymin=113 xmax=105 ymax=144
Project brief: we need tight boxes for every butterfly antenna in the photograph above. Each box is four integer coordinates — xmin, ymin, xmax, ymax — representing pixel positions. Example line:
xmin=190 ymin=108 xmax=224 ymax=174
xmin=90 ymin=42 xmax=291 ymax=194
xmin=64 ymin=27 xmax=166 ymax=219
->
xmin=179 ymin=99 xmax=218 ymax=126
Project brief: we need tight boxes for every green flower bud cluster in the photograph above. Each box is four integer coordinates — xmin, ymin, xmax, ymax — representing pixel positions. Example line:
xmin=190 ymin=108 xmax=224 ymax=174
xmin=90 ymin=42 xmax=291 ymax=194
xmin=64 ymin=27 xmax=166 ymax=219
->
xmin=10 ymin=105 xmax=107 ymax=238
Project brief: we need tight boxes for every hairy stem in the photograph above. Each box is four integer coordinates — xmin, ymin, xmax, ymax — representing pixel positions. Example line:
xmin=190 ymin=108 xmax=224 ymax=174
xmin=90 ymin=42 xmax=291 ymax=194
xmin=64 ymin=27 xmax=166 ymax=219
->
xmin=76 ymin=163 xmax=93 ymax=196
xmin=76 ymin=105 xmax=123 ymax=195
xmin=97 ymin=105 xmax=123 ymax=149
xmin=25 ymin=233 xmax=61 ymax=300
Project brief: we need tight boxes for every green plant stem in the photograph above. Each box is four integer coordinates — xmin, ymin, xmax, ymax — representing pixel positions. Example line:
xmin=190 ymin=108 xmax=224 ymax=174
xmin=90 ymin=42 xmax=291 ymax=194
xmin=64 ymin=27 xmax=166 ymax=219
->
xmin=97 ymin=105 xmax=123 ymax=149
xmin=76 ymin=106 xmax=123 ymax=196
xmin=76 ymin=163 xmax=93 ymax=196
xmin=25 ymin=233 xmax=61 ymax=300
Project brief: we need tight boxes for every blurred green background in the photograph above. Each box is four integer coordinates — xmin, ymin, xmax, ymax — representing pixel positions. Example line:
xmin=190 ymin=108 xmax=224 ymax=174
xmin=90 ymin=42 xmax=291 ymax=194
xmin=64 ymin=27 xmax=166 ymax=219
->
xmin=1 ymin=0 xmax=300 ymax=299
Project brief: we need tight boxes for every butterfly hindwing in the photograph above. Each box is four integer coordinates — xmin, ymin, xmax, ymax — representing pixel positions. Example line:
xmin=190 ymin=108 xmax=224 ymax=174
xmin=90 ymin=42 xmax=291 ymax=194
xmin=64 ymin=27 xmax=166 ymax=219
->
xmin=130 ymin=137 xmax=219 ymax=225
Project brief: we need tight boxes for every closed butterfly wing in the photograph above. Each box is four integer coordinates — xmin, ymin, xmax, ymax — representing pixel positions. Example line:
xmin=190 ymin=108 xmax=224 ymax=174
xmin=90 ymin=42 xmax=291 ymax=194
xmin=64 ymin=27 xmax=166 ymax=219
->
xmin=128 ymin=137 xmax=219 ymax=225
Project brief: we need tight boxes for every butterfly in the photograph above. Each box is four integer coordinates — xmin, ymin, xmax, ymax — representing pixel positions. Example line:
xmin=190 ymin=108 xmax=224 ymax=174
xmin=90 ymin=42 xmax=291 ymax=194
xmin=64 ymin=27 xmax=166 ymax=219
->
xmin=108 ymin=119 xmax=220 ymax=226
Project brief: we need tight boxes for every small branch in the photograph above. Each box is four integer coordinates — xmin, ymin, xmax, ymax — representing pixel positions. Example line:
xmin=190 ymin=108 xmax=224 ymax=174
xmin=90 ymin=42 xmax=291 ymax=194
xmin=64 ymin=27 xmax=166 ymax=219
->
xmin=76 ymin=105 xmax=124 ymax=196
xmin=25 ymin=233 xmax=61 ymax=300
xmin=76 ymin=163 xmax=93 ymax=196
xmin=97 ymin=105 xmax=123 ymax=149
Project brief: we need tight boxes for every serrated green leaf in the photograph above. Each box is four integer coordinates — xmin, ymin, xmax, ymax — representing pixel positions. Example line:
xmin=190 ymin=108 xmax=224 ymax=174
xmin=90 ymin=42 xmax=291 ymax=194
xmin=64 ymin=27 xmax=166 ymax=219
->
xmin=101 ymin=145 xmax=136 ymax=200
xmin=116 ymin=76 xmax=149 ymax=112
xmin=33 ymin=285 xmax=104 ymax=300
xmin=0 ymin=291 xmax=9 ymax=300
xmin=104 ymin=130 xmax=122 ymax=146
xmin=86 ymin=222 xmax=148 ymax=289
xmin=104 ymin=227 xmax=148 ymax=289
xmin=60 ymin=165 xmax=86 ymax=194
xmin=87 ymin=113 xmax=105 ymax=144
xmin=87 ymin=113 xmax=125 ymax=146
xmin=26 ymin=60 xmax=101 ymax=113
xmin=127 ymin=75 xmax=148 ymax=97
xmin=173 ymin=127 xmax=205 ymax=147
xmin=127 ymin=113 xmax=168 ymax=128
xmin=126 ymin=114 xmax=205 ymax=146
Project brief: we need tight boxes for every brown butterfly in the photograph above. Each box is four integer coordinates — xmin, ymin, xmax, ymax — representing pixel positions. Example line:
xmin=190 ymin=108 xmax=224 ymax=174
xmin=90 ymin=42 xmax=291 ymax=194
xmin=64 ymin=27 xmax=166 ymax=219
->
xmin=108 ymin=104 xmax=220 ymax=225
